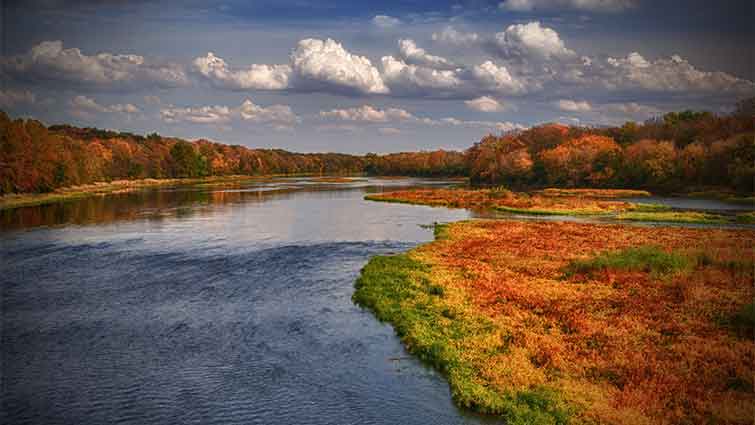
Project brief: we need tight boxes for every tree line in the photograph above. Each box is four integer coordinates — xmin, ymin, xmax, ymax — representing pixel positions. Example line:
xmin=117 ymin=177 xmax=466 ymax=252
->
xmin=1 ymin=98 xmax=752 ymax=195
xmin=466 ymin=99 xmax=753 ymax=193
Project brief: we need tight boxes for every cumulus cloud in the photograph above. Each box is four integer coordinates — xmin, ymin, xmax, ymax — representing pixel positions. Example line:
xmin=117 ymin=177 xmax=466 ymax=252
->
xmin=0 ymin=88 xmax=36 ymax=108
xmin=193 ymin=52 xmax=291 ymax=90
xmin=589 ymin=52 xmax=755 ymax=93
xmin=320 ymin=105 xmax=415 ymax=122
xmin=319 ymin=104 xmax=526 ymax=133
xmin=161 ymin=104 xmax=232 ymax=124
xmin=432 ymin=27 xmax=480 ymax=46
xmin=372 ymin=15 xmax=401 ymax=28
xmin=555 ymin=99 xmax=592 ymax=111
xmin=238 ymin=99 xmax=299 ymax=126
xmin=381 ymin=56 xmax=462 ymax=95
xmin=161 ymin=99 xmax=299 ymax=127
xmin=194 ymin=39 xmax=387 ymax=95
xmin=491 ymin=21 xmax=574 ymax=61
xmin=499 ymin=0 xmax=637 ymax=13
xmin=291 ymin=38 xmax=388 ymax=95
xmin=470 ymin=61 xmax=528 ymax=94
xmin=398 ymin=39 xmax=455 ymax=70
xmin=3 ymin=40 xmax=189 ymax=90
xmin=465 ymin=96 xmax=506 ymax=112
xmin=70 ymin=95 xmax=141 ymax=115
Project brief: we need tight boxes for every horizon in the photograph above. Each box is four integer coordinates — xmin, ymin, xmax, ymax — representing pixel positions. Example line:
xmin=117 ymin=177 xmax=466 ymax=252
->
xmin=2 ymin=0 xmax=753 ymax=154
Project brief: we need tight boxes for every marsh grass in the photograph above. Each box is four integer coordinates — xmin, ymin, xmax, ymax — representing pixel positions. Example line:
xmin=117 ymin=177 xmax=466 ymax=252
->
xmin=564 ymin=246 xmax=691 ymax=278
xmin=735 ymin=211 xmax=755 ymax=224
xmin=617 ymin=211 xmax=729 ymax=224
xmin=353 ymin=254 xmax=573 ymax=424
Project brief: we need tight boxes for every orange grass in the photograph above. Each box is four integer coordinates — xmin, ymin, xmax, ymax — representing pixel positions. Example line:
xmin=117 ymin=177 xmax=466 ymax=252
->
xmin=405 ymin=221 xmax=754 ymax=424
xmin=365 ymin=188 xmax=635 ymax=215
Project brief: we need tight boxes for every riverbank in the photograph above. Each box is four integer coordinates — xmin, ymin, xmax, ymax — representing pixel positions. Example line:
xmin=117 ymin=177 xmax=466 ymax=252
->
xmin=354 ymin=220 xmax=754 ymax=424
xmin=0 ymin=174 xmax=367 ymax=211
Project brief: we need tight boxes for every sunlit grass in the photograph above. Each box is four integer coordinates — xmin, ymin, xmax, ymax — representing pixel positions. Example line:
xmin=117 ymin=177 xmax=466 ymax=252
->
xmin=564 ymin=246 xmax=691 ymax=278
xmin=617 ymin=210 xmax=729 ymax=224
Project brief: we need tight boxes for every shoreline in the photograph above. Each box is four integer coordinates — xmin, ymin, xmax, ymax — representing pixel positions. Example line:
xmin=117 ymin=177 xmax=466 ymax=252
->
xmin=0 ymin=174 xmax=350 ymax=211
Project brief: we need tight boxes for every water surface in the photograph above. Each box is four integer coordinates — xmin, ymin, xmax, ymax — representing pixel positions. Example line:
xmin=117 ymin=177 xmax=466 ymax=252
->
xmin=2 ymin=178 xmax=505 ymax=425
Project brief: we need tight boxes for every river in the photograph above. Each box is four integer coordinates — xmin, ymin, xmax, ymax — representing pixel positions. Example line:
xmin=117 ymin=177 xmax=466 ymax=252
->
xmin=2 ymin=177 xmax=506 ymax=425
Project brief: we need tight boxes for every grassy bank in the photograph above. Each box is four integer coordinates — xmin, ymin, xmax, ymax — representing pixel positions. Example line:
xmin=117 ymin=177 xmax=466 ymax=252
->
xmin=365 ymin=188 xmax=636 ymax=216
xmin=0 ymin=175 xmax=281 ymax=210
xmin=354 ymin=220 xmax=755 ymax=424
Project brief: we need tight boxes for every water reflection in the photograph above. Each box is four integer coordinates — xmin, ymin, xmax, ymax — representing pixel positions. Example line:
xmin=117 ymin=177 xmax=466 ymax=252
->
xmin=0 ymin=177 xmax=463 ymax=232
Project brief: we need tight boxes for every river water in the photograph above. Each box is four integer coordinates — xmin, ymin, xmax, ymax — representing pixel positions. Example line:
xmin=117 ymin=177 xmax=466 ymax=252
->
xmin=1 ymin=177 xmax=509 ymax=425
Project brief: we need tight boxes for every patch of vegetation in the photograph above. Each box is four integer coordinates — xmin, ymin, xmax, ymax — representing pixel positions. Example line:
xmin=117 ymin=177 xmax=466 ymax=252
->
xmin=628 ymin=203 xmax=672 ymax=212
xmin=617 ymin=211 xmax=729 ymax=224
xmin=721 ymin=303 xmax=755 ymax=338
xmin=564 ymin=246 xmax=691 ymax=278
xmin=735 ymin=211 xmax=755 ymax=224
xmin=494 ymin=205 xmax=609 ymax=216
xmin=353 ymin=253 xmax=573 ymax=423
xmin=540 ymin=188 xmax=651 ymax=198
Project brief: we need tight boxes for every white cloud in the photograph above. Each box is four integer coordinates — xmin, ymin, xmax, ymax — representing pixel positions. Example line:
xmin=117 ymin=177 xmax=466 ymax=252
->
xmin=194 ymin=39 xmax=387 ymax=95
xmin=161 ymin=99 xmax=299 ymax=127
xmin=238 ymin=99 xmax=299 ymax=126
xmin=432 ymin=27 xmax=480 ymax=46
xmin=591 ymin=52 xmax=755 ymax=93
xmin=499 ymin=0 xmax=637 ymax=13
xmin=3 ymin=40 xmax=189 ymax=90
xmin=319 ymin=104 xmax=527 ymax=133
xmin=465 ymin=96 xmax=506 ymax=112
xmin=492 ymin=21 xmax=574 ymax=61
xmin=161 ymin=104 xmax=232 ymax=124
xmin=0 ymin=88 xmax=36 ymax=108
xmin=470 ymin=61 xmax=527 ymax=94
xmin=70 ymin=95 xmax=141 ymax=115
xmin=398 ymin=39 xmax=455 ymax=69
xmin=291 ymin=38 xmax=388 ymax=95
xmin=372 ymin=15 xmax=401 ymax=28
xmin=555 ymin=99 xmax=592 ymax=111
xmin=381 ymin=56 xmax=462 ymax=95
xmin=193 ymin=52 xmax=291 ymax=90
xmin=320 ymin=105 xmax=415 ymax=122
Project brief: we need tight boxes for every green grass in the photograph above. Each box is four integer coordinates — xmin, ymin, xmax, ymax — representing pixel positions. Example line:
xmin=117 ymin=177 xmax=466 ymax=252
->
xmin=353 ymin=253 xmax=573 ymax=423
xmin=617 ymin=211 xmax=729 ymax=224
xmin=564 ymin=246 xmax=691 ymax=278
xmin=735 ymin=211 xmax=755 ymax=224
xmin=628 ymin=203 xmax=672 ymax=212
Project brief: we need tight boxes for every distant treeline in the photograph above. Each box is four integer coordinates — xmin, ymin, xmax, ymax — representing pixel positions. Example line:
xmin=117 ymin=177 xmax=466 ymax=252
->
xmin=1 ymin=98 xmax=753 ymax=195
xmin=468 ymin=99 xmax=754 ymax=193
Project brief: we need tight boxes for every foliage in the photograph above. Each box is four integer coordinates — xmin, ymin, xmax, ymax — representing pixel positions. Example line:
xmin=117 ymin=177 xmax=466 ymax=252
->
xmin=467 ymin=101 xmax=755 ymax=194
xmin=359 ymin=220 xmax=754 ymax=424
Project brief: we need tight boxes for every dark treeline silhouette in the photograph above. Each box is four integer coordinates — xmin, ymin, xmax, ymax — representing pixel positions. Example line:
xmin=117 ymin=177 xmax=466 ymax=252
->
xmin=1 ymin=98 xmax=753 ymax=195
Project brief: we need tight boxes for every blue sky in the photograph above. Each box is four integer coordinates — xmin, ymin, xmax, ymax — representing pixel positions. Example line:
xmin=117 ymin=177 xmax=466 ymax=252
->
xmin=1 ymin=0 xmax=753 ymax=153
